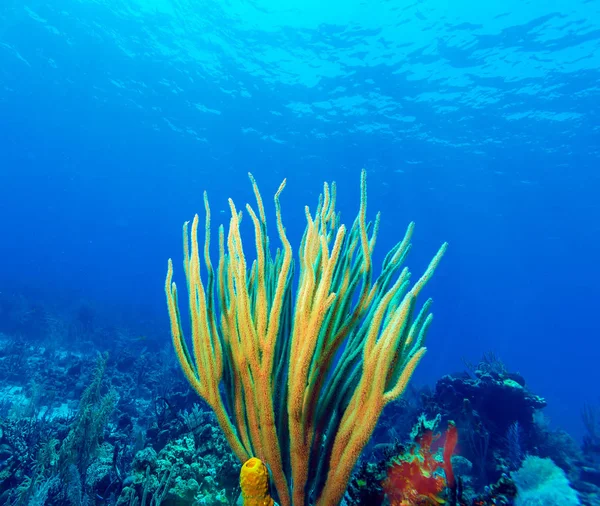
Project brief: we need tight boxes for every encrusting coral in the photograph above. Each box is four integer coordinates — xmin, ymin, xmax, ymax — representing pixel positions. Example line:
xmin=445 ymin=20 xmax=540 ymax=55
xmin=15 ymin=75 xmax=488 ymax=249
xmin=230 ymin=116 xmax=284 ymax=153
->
xmin=382 ymin=421 xmax=458 ymax=505
xmin=165 ymin=170 xmax=447 ymax=505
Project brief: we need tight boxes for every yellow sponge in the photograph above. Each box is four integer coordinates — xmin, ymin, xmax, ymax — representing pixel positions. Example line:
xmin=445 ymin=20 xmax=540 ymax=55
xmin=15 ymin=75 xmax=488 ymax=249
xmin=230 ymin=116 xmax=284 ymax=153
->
xmin=240 ymin=457 xmax=275 ymax=506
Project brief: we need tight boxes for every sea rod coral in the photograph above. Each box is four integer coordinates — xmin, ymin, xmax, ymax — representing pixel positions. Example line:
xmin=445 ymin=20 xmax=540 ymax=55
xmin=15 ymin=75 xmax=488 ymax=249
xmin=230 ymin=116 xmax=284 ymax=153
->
xmin=165 ymin=169 xmax=447 ymax=506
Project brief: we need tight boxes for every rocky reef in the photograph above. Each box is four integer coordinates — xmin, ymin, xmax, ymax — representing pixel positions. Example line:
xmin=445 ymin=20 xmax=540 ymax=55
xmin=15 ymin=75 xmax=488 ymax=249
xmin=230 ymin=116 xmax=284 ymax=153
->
xmin=0 ymin=300 xmax=598 ymax=506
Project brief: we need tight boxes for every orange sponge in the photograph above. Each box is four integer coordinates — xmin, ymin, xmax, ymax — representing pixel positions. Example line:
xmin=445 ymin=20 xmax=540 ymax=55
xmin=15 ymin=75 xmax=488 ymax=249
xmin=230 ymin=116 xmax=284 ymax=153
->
xmin=240 ymin=457 xmax=275 ymax=506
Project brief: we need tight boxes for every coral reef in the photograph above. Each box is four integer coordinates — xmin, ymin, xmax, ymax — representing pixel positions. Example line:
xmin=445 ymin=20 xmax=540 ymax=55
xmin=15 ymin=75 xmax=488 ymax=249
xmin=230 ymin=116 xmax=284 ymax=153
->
xmin=346 ymin=354 xmax=598 ymax=506
xmin=0 ymin=288 xmax=599 ymax=505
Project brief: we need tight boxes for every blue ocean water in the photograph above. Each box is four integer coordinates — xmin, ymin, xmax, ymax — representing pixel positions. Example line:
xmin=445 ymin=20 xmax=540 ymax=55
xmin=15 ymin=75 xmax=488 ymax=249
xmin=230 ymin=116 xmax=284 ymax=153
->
xmin=0 ymin=1 xmax=599 ymax=504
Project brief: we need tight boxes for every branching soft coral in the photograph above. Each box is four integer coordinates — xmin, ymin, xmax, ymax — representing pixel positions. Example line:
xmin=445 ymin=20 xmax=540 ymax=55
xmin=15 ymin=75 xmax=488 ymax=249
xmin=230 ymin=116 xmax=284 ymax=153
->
xmin=382 ymin=421 xmax=458 ymax=505
xmin=165 ymin=170 xmax=447 ymax=505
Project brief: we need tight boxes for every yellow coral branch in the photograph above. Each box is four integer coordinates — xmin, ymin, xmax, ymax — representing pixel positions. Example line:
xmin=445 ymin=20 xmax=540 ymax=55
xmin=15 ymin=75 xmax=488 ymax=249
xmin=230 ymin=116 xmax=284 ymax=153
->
xmin=165 ymin=169 xmax=447 ymax=506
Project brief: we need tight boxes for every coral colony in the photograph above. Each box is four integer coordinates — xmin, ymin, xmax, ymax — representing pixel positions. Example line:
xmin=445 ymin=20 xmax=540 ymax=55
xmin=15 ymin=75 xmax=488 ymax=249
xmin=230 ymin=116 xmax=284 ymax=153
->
xmin=0 ymin=174 xmax=596 ymax=506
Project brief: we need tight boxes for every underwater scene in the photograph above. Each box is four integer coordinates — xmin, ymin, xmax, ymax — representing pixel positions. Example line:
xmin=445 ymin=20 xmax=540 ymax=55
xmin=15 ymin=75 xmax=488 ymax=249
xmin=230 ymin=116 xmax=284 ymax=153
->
xmin=0 ymin=0 xmax=599 ymax=505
